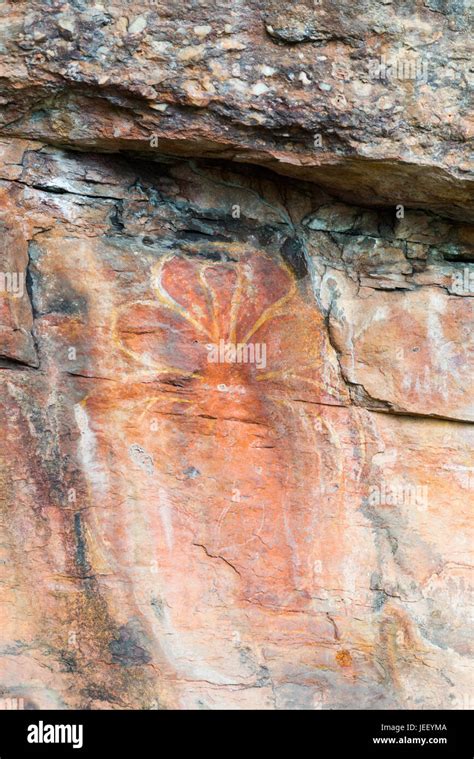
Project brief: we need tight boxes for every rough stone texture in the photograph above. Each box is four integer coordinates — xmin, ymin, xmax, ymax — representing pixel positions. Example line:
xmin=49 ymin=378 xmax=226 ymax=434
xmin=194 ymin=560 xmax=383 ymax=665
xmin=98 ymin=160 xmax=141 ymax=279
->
xmin=0 ymin=0 xmax=472 ymax=711
xmin=0 ymin=0 xmax=473 ymax=218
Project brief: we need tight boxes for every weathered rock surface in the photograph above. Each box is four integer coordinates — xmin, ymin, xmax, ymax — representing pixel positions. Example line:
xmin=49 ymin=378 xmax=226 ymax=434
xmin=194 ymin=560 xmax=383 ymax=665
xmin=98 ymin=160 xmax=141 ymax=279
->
xmin=0 ymin=0 xmax=472 ymax=711
xmin=0 ymin=0 xmax=473 ymax=218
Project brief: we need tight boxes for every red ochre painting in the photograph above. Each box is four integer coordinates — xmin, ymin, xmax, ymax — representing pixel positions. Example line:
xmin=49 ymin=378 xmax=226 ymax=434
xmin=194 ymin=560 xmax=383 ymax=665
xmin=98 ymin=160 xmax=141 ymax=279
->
xmin=0 ymin=144 xmax=471 ymax=713
xmin=69 ymin=244 xmax=376 ymax=708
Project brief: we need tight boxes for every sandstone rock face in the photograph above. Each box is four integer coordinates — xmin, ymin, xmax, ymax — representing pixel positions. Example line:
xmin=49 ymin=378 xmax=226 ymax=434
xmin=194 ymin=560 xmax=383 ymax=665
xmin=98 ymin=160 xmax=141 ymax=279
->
xmin=1 ymin=0 xmax=473 ymax=217
xmin=0 ymin=1 xmax=472 ymax=711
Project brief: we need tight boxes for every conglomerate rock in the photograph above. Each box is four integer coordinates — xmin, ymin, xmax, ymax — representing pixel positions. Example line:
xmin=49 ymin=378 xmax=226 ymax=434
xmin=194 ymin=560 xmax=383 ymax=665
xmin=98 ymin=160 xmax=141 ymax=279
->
xmin=0 ymin=0 xmax=472 ymax=711
xmin=0 ymin=0 xmax=473 ymax=217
